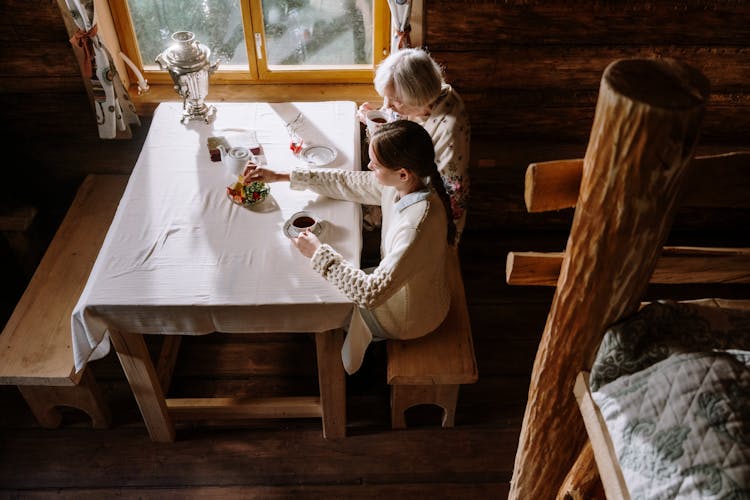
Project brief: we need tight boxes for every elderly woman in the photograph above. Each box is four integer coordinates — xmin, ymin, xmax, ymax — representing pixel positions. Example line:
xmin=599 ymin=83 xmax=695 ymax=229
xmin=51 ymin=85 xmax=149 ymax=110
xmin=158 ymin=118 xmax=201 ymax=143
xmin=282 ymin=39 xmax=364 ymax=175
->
xmin=358 ymin=48 xmax=471 ymax=241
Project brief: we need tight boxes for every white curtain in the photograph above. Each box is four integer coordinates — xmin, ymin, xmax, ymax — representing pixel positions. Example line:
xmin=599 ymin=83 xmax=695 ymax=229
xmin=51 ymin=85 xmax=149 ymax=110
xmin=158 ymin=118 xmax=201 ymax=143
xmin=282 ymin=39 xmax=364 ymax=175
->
xmin=387 ymin=0 xmax=412 ymax=50
xmin=65 ymin=0 xmax=140 ymax=139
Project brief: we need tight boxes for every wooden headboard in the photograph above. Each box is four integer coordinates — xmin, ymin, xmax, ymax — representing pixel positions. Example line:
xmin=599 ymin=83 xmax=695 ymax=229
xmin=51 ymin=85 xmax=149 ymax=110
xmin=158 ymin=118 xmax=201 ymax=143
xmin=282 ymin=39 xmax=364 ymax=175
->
xmin=504 ymin=57 xmax=749 ymax=499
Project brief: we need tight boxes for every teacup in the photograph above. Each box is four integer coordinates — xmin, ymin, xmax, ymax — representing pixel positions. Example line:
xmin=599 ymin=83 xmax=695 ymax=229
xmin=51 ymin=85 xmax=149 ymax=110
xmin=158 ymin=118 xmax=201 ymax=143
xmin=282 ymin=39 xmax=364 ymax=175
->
xmin=286 ymin=211 xmax=321 ymax=237
xmin=365 ymin=110 xmax=389 ymax=135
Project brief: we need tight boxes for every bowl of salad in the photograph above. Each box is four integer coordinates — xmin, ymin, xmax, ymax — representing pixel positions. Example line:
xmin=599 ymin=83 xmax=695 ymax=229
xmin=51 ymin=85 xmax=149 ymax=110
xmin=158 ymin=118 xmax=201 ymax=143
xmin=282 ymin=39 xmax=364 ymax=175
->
xmin=227 ymin=178 xmax=270 ymax=207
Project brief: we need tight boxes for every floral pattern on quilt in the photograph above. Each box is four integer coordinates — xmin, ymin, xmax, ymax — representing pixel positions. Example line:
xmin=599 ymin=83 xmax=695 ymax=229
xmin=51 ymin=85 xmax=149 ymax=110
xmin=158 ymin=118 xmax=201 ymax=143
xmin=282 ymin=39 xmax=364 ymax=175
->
xmin=589 ymin=300 xmax=750 ymax=499
xmin=590 ymin=301 xmax=750 ymax=391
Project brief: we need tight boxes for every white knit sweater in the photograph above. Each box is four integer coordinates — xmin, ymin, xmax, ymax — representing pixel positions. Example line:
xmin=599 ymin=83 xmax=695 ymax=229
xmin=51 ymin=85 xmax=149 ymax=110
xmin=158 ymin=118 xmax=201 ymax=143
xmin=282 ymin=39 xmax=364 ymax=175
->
xmin=290 ymin=167 xmax=451 ymax=373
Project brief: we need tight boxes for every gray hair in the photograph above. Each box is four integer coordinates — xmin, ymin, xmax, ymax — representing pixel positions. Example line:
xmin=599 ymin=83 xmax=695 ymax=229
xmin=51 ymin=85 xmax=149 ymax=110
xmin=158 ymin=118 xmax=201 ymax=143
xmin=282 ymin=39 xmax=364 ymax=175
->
xmin=373 ymin=48 xmax=444 ymax=107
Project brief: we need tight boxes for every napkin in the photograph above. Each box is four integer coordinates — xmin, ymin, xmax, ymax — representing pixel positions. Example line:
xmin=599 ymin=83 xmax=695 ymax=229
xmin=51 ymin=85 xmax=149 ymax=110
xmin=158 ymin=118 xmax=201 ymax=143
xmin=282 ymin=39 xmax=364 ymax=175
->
xmin=206 ymin=136 xmax=230 ymax=162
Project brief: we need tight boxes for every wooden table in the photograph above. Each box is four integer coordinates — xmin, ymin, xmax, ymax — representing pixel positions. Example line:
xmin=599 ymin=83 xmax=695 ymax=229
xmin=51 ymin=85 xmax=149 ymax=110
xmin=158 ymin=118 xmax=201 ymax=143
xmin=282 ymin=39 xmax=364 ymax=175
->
xmin=71 ymin=102 xmax=362 ymax=441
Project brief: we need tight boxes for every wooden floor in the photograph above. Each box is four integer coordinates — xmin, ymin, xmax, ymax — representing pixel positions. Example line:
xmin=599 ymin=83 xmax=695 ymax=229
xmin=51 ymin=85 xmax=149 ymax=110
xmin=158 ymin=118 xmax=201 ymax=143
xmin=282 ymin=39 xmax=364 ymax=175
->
xmin=0 ymin=229 xmax=555 ymax=499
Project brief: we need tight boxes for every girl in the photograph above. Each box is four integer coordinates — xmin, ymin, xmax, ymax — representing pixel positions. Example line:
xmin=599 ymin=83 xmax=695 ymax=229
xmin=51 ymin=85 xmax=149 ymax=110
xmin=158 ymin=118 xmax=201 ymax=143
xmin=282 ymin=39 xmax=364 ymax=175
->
xmin=244 ymin=120 xmax=455 ymax=374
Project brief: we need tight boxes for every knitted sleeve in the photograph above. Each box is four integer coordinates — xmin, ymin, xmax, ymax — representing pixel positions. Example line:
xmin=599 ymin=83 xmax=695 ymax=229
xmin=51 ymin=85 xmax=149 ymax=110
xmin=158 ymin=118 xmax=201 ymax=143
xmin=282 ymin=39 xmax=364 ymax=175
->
xmin=290 ymin=167 xmax=383 ymax=206
xmin=311 ymin=244 xmax=396 ymax=308
xmin=310 ymin=218 xmax=419 ymax=309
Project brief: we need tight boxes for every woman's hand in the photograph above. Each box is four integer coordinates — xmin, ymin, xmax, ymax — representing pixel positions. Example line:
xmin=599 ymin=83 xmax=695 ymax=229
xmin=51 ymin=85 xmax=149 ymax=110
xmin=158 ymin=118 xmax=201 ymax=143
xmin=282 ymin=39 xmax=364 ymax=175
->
xmin=243 ymin=165 xmax=290 ymax=184
xmin=356 ymin=102 xmax=375 ymax=124
xmin=292 ymin=230 xmax=321 ymax=258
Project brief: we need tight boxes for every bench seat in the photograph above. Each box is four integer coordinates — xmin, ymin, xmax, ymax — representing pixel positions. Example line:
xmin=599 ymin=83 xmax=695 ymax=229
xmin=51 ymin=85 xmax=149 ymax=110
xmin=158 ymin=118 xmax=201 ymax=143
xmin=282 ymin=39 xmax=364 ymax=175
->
xmin=0 ymin=174 xmax=128 ymax=428
xmin=387 ymin=249 xmax=478 ymax=428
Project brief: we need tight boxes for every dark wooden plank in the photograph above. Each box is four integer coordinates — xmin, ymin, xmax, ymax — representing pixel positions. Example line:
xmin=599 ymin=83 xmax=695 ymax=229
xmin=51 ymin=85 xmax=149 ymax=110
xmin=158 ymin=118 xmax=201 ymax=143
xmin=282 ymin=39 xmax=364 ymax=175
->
xmin=0 ymin=22 xmax=70 ymax=43
xmin=0 ymin=0 xmax=64 ymax=21
xmin=0 ymin=75 xmax=84 ymax=93
xmin=174 ymin=339 xmax=318 ymax=377
xmin=437 ymin=46 xmax=750 ymax=91
xmin=0 ymin=92 xmax=96 ymax=143
xmin=0 ymin=483 xmax=510 ymax=499
xmin=0 ymin=426 xmax=519 ymax=489
xmin=0 ymin=45 xmax=79 ymax=78
xmin=460 ymin=88 xmax=750 ymax=138
xmin=426 ymin=0 xmax=750 ymax=48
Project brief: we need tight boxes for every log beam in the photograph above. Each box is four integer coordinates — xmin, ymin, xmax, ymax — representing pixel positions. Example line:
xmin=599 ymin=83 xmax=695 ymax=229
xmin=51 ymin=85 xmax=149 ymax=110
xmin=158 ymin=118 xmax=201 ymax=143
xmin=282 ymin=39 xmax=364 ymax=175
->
xmin=524 ymin=151 xmax=750 ymax=212
xmin=506 ymin=247 xmax=750 ymax=286
xmin=508 ymin=58 xmax=709 ymax=500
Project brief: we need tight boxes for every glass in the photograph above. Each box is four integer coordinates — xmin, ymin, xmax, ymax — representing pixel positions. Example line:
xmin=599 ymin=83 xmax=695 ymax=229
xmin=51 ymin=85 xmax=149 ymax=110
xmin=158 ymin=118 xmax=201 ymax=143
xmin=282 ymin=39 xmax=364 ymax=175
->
xmin=261 ymin=0 xmax=373 ymax=66
xmin=127 ymin=0 xmax=248 ymax=68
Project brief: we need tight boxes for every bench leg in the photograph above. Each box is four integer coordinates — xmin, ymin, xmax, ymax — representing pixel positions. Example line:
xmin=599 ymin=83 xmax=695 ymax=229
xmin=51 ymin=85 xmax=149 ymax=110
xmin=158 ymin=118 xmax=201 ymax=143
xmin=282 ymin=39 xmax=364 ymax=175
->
xmin=17 ymin=369 xmax=111 ymax=429
xmin=390 ymin=384 xmax=460 ymax=429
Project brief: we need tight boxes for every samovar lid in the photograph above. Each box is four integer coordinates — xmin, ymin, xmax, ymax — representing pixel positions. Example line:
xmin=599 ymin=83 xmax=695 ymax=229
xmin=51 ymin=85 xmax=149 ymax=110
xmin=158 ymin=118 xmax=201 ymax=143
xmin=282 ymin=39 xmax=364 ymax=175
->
xmin=158 ymin=31 xmax=211 ymax=74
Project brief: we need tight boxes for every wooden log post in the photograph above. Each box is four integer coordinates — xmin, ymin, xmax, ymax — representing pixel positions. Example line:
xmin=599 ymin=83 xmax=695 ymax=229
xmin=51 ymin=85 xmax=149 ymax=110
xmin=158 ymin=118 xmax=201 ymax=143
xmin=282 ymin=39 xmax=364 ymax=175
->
xmin=508 ymin=58 xmax=710 ymax=500
xmin=557 ymin=440 xmax=605 ymax=500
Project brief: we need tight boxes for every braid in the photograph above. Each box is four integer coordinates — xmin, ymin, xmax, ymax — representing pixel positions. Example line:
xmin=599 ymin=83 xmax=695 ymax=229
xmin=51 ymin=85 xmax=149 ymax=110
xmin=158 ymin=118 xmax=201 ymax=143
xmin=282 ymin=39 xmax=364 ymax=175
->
xmin=372 ymin=120 xmax=456 ymax=245
xmin=430 ymin=168 xmax=457 ymax=245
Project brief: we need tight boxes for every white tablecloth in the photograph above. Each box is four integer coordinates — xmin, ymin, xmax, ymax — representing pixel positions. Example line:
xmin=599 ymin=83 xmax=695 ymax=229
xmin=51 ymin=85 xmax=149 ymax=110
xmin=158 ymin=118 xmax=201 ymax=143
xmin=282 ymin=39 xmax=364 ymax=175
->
xmin=72 ymin=102 xmax=362 ymax=372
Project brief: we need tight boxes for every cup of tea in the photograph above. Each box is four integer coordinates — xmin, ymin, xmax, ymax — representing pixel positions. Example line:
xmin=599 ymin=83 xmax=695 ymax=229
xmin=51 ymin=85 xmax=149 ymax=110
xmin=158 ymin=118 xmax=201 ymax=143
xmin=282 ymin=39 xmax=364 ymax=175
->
xmin=286 ymin=211 xmax=321 ymax=238
xmin=365 ymin=109 xmax=389 ymax=135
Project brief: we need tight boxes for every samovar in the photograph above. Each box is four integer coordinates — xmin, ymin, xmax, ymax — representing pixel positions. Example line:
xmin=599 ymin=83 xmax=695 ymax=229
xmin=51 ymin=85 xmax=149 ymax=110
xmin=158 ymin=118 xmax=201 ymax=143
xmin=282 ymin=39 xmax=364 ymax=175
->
xmin=155 ymin=31 xmax=219 ymax=124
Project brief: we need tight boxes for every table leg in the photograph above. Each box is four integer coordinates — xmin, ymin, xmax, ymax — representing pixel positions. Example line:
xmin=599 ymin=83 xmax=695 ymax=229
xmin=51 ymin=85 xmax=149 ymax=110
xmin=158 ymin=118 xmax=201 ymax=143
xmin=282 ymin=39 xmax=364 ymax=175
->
xmin=109 ymin=330 xmax=176 ymax=442
xmin=314 ymin=329 xmax=346 ymax=439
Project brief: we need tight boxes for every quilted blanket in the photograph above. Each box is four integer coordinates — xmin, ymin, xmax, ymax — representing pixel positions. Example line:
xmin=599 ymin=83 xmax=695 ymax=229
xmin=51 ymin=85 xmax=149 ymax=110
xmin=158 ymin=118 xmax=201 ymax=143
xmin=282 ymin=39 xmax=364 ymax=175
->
xmin=589 ymin=300 xmax=750 ymax=499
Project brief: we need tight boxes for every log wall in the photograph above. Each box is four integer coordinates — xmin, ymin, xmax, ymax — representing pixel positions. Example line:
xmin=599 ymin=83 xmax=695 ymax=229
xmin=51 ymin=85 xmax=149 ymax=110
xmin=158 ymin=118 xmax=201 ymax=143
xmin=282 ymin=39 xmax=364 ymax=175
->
xmin=426 ymin=0 xmax=750 ymax=232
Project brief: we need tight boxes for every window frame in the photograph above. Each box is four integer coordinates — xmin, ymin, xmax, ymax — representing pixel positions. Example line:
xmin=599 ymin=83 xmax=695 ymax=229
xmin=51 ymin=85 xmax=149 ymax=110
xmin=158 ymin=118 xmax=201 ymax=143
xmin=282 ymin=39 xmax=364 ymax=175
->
xmin=108 ymin=0 xmax=392 ymax=85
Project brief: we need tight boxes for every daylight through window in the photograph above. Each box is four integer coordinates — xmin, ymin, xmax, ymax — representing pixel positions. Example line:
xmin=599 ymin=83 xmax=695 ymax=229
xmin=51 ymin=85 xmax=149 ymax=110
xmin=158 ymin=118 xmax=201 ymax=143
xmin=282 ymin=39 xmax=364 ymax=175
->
xmin=113 ymin=0 xmax=390 ymax=83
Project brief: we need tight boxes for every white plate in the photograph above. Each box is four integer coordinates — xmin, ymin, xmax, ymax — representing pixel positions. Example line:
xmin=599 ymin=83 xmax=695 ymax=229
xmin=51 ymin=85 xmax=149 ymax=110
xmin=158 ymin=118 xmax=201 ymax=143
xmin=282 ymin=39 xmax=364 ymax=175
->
xmin=283 ymin=216 xmax=325 ymax=239
xmin=301 ymin=145 xmax=337 ymax=167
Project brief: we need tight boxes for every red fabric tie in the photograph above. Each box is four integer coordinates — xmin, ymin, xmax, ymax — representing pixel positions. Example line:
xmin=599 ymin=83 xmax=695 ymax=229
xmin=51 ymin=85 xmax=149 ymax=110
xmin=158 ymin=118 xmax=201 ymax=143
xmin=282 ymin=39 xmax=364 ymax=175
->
xmin=70 ymin=24 xmax=99 ymax=78
xmin=396 ymin=24 xmax=411 ymax=49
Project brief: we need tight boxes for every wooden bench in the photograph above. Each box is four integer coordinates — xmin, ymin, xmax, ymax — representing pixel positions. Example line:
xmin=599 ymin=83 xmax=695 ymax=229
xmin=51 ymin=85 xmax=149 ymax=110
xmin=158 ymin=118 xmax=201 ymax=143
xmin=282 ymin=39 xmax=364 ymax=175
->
xmin=0 ymin=174 xmax=128 ymax=428
xmin=387 ymin=249 xmax=478 ymax=428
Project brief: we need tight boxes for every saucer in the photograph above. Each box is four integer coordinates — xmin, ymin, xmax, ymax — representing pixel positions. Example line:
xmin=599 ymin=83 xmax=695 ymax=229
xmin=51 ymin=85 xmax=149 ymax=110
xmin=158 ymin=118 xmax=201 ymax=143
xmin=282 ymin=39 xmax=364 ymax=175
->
xmin=283 ymin=216 xmax=324 ymax=239
xmin=301 ymin=145 xmax=337 ymax=167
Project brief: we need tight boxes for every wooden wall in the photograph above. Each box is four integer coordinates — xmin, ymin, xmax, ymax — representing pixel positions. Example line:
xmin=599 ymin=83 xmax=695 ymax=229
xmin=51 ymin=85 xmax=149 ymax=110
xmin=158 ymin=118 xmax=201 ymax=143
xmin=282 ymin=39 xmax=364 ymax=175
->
xmin=426 ymin=0 xmax=750 ymax=233
xmin=0 ymin=0 xmax=148 ymax=241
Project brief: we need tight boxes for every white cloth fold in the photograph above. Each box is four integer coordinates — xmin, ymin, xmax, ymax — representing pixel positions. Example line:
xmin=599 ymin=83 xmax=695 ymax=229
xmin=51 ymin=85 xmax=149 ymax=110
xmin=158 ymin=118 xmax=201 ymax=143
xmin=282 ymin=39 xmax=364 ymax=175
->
xmin=342 ymin=309 xmax=374 ymax=374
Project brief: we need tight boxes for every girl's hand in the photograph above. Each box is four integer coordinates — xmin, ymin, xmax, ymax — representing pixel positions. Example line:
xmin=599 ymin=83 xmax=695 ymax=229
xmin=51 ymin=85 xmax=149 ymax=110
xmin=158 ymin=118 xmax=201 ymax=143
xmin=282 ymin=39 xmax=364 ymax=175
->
xmin=243 ymin=165 xmax=290 ymax=184
xmin=292 ymin=230 xmax=321 ymax=258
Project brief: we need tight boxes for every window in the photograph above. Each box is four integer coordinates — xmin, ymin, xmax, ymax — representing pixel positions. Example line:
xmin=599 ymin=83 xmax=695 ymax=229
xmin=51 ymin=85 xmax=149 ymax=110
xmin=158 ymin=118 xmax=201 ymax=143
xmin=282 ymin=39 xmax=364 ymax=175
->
xmin=110 ymin=0 xmax=391 ymax=84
